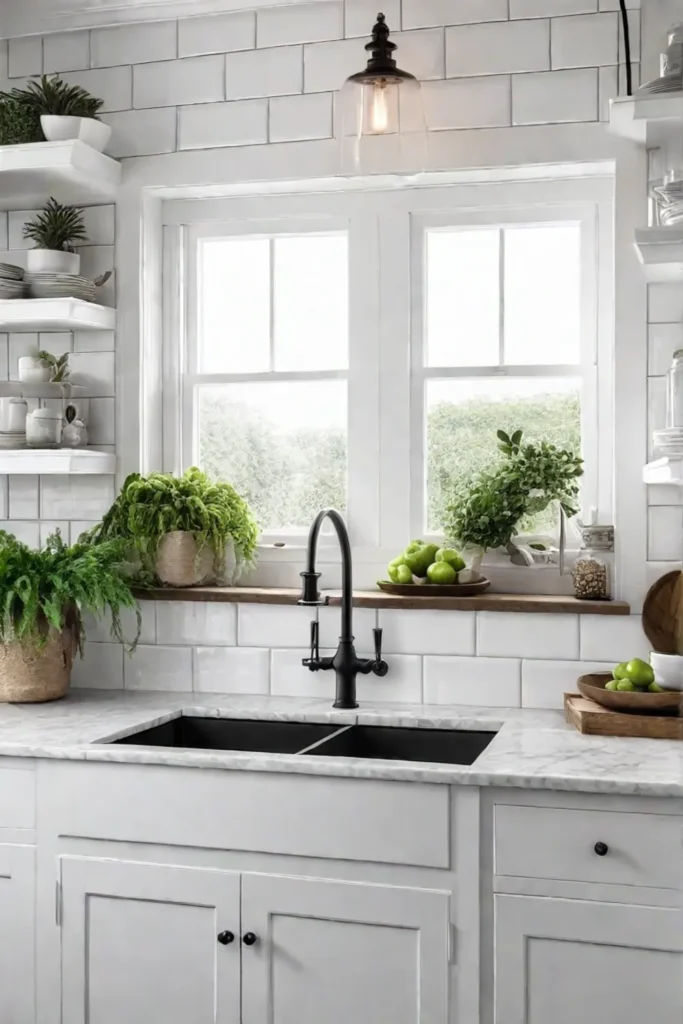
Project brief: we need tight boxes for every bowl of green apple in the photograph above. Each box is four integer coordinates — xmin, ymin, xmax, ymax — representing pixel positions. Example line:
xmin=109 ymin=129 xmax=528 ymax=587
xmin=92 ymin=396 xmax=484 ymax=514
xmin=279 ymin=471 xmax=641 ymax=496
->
xmin=379 ymin=541 xmax=490 ymax=597
xmin=578 ymin=660 xmax=682 ymax=713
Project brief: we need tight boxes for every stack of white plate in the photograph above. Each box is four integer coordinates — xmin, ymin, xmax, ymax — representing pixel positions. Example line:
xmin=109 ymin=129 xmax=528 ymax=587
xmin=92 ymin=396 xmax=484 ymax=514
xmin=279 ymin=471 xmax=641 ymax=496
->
xmin=24 ymin=273 xmax=96 ymax=302
xmin=654 ymin=427 xmax=683 ymax=455
xmin=0 ymin=263 xmax=25 ymax=300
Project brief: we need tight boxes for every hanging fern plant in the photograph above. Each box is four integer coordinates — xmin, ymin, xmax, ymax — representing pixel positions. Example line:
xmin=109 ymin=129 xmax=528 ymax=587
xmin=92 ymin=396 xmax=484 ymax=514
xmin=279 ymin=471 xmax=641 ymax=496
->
xmin=84 ymin=468 xmax=260 ymax=583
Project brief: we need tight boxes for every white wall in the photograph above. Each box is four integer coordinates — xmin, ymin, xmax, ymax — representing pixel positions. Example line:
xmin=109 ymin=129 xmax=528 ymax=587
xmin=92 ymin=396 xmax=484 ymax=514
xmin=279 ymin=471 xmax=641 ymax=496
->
xmin=0 ymin=0 xmax=666 ymax=706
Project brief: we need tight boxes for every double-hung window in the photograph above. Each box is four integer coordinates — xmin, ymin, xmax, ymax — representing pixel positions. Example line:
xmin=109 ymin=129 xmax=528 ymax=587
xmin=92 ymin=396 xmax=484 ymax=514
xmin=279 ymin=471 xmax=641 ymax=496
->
xmin=162 ymin=176 xmax=612 ymax=582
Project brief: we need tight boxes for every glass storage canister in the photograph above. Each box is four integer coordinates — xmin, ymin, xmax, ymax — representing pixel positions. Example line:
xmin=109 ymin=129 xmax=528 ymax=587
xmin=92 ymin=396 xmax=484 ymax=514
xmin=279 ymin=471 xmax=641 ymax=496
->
xmin=25 ymin=407 xmax=62 ymax=449
xmin=571 ymin=525 xmax=614 ymax=601
xmin=668 ymin=350 xmax=683 ymax=428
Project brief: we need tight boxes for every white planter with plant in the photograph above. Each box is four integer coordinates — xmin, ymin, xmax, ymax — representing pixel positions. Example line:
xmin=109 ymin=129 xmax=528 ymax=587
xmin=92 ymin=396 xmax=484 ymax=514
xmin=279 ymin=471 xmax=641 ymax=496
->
xmin=23 ymin=198 xmax=87 ymax=275
xmin=3 ymin=74 xmax=109 ymax=152
xmin=0 ymin=530 xmax=139 ymax=703
xmin=17 ymin=355 xmax=52 ymax=384
xmin=85 ymin=467 xmax=260 ymax=588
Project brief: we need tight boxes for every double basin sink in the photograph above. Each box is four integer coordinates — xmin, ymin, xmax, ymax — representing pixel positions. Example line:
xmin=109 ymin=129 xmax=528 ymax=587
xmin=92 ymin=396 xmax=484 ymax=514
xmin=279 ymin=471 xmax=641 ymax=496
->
xmin=113 ymin=716 xmax=496 ymax=767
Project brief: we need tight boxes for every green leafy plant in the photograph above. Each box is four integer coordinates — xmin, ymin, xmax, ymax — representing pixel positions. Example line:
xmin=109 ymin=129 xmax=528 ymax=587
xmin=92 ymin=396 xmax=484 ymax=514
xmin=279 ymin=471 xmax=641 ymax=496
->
xmin=23 ymin=198 xmax=87 ymax=252
xmin=37 ymin=350 xmax=70 ymax=383
xmin=0 ymin=96 xmax=43 ymax=145
xmin=85 ymin=468 xmax=260 ymax=582
xmin=0 ymin=530 xmax=140 ymax=654
xmin=3 ymin=74 xmax=103 ymax=118
xmin=442 ymin=429 xmax=583 ymax=555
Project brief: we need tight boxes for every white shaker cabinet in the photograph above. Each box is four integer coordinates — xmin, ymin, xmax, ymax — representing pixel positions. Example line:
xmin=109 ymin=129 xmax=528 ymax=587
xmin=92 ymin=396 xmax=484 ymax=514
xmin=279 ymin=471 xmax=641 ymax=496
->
xmin=0 ymin=844 xmax=35 ymax=1024
xmin=59 ymin=858 xmax=241 ymax=1024
xmin=241 ymin=873 xmax=451 ymax=1024
xmin=495 ymin=894 xmax=683 ymax=1024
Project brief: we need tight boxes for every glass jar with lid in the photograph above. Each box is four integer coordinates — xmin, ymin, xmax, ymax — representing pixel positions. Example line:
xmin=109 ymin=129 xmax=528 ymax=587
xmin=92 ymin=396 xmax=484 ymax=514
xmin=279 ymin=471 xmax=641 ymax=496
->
xmin=571 ymin=525 xmax=614 ymax=601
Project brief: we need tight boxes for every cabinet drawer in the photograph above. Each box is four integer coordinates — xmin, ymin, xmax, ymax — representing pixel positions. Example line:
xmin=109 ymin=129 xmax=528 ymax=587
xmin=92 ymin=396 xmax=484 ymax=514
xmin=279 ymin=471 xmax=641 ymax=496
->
xmin=494 ymin=804 xmax=683 ymax=890
xmin=0 ymin=768 xmax=34 ymax=829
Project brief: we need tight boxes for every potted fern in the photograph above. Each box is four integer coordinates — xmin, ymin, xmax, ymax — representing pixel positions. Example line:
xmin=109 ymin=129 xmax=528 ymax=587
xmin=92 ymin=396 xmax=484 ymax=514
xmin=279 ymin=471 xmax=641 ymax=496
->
xmin=2 ymin=74 xmax=109 ymax=152
xmin=23 ymin=198 xmax=87 ymax=275
xmin=0 ymin=531 xmax=140 ymax=703
xmin=85 ymin=468 xmax=260 ymax=588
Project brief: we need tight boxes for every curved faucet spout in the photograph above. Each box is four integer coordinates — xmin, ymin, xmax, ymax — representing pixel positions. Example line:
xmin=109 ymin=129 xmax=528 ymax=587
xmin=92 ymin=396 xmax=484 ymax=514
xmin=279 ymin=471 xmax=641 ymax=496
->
xmin=303 ymin=508 xmax=353 ymax=642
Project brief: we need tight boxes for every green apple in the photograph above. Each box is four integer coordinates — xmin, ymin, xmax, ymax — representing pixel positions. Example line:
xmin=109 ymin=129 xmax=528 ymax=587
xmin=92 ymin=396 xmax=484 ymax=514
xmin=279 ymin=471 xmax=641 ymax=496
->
xmin=394 ymin=564 xmax=413 ymax=584
xmin=435 ymin=548 xmax=465 ymax=572
xmin=648 ymin=681 xmax=665 ymax=693
xmin=403 ymin=541 xmax=440 ymax=578
xmin=617 ymin=679 xmax=635 ymax=692
xmin=624 ymin=658 xmax=654 ymax=686
xmin=613 ymin=662 xmax=629 ymax=680
xmin=604 ymin=679 xmax=619 ymax=691
xmin=426 ymin=561 xmax=457 ymax=585
xmin=387 ymin=556 xmax=406 ymax=583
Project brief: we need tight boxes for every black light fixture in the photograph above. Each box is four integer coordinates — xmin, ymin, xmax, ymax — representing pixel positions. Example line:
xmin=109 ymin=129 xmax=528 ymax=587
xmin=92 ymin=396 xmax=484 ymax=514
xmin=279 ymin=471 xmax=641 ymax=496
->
xmin=337 ymin=12 xmax=426 ymax=172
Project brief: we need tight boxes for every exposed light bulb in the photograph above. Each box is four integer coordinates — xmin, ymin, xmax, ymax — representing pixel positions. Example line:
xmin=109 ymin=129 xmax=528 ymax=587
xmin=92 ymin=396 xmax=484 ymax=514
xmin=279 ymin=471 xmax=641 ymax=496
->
xmin=369 ymin=81 xmax=389 ymax=134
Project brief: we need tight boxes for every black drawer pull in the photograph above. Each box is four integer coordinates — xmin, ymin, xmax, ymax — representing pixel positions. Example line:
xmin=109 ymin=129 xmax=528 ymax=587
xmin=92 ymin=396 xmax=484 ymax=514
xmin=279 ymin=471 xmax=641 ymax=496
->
xmin=594 ymin=841 xmax=609 ymax=857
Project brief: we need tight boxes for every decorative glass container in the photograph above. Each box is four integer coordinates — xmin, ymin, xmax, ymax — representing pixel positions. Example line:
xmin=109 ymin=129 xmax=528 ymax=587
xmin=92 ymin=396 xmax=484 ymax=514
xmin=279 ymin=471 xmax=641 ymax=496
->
xmin=571 ymin=525 xmax=614 ymax=601
xmin=25 ymin=407 xmax=62 ymax=449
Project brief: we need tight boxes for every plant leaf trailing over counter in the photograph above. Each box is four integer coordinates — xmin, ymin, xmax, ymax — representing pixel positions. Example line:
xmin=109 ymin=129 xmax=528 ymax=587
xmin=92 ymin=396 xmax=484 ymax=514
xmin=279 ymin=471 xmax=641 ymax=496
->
xmin=0 ymin=530 xmax=140 ymax=654
xmin=442 ymin=429 xmax=583 ymax=555
xmin=83 ymin=468 xmax=260 ymax=584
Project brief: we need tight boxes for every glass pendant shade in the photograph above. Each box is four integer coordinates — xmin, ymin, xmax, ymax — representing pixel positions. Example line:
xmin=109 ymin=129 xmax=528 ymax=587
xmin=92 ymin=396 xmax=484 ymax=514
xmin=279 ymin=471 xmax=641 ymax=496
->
xmin=337 ymin=13 xmax=427 ymax=173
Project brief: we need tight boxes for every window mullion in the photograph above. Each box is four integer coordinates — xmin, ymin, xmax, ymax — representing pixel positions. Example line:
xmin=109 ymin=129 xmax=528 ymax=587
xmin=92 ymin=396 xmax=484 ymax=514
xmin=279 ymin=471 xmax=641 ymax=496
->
xmin=498 ymin=227 xmax=505 ymax=366
xmin=269 ymin=237 xmax=276 ymax=372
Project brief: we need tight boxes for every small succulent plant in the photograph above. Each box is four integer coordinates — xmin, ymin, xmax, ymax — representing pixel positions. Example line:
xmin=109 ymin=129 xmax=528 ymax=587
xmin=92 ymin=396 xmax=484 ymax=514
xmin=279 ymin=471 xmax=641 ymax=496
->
xmin=3 ymin=75 xmax=103 ymax=119
xmin=37 ymin=351 xmax=70 ymax=383
xmin=23 ymin=198 xmax=87 ymax=253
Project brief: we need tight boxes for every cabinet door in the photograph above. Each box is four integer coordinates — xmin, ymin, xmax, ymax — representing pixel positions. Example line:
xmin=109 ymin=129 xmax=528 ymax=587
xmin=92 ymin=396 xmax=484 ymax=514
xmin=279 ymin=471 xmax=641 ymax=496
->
xmin=60 ymin=857 xmax=240 ymax=1024
xmin=241 ymin=873 xmax=450 ymax=1024
xmin=495 ymin=894 xmax=683 ymax=1024
xmin=0 ymin=844 xmax=35 ymax=1024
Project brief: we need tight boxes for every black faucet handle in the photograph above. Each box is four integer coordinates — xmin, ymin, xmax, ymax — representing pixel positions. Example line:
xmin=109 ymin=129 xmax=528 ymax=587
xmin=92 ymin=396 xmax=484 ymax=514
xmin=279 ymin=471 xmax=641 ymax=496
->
xmin=303 ymin=618 xmax=320 ymax=671
xmin=372 ymin=627 xmax=389 ymax=677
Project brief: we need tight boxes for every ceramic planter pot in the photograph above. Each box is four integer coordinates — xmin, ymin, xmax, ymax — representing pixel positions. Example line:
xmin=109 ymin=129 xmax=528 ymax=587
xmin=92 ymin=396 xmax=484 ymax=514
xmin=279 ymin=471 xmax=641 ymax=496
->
xmin=17 ymin=356 xmax=52 ymax=384
xmin=156 ymin=532 xmax=216 ymax=588
xmin=40 ymin=115 xmax=112 ymax=153
xmin=26 ymin=248 xmax=80 ymax=274
xmin=0 ymin=628 xmax=74 ymax=703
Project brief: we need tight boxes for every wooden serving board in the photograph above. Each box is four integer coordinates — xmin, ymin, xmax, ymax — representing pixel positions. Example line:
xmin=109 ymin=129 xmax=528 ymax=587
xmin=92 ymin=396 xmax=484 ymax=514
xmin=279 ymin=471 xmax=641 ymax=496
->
xmin=564 ymin=693 xmax=683 ymax=739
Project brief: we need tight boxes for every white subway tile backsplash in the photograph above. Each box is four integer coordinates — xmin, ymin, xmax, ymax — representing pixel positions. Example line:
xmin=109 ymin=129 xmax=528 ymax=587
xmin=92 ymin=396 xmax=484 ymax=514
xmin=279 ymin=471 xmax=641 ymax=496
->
xmin=8 ymin=333 xmax=38 ymax=380
xmin=238 ymin=603 xmax=376 ymax=649
xmin=82 ymin=604 xmax=156 ymax=646
xmin=424 ymin=656 xmax=521 ymax=706
xmin=270 ymin=647 xmax=335 ymax=697
xmin=551 ymin=13 xmax=618 ymax=68
xmin=43 ymin=31 xmax=90 ymax=73
xmin=134 ymin=55 xmax=225 ymax=109
xmin=580 ymin=614 xmax=650 ymax=662
xmin=40 ymin=476 xmax=114 ymax=521
xmin=73 ymin=330 xmax=115 ymax=353
xmin=423 ymin=76 xmax=511 ymax=130
xmin=62 ymin=67 xmax=133 ymax=113
xmin=649 ymin=283 xmax=683 ymax=324
xmin=404 ymin=0 xmax=507 ymax=28
xmin=194 ymin=646 xmax=270 ymax=693
xmin=0 ymin=335 xmax=7 ymax=382
xmin=270 ymin=648 xmax=422 ymax=702
xmin=101 ymin=108 xmax=177 ymax=157
xmin=597 ymin=62 xmax=638 ymax=121
xmin=257 ymin=2 xmax=343 ymax=47
xmin=0 ymin=214 xmax=7 ymax=250
xmin=72 ymin=642 xmax=124 ymax=689
xmin=521 ymin=659 xmax=614 ymax=709
xmin=345 ymin=0 xmax=400 ymax=37
xmin=9 ymin=475 xmax=38 ymax=519
xmin=512 ymin=0 xmax=596 ymax=16
xmin=69 ymin=351 xmax=115 ymax=397
xmin=304 ymin=37 xmax=364 ymax=92
xmin=378 ymin=609 xmax=475 ymax=655
xmin=477 ymin=611 xmax=579 ymax=660
xmin=76 ymin=246 xmax=114 ymax=306
xmin=8 ymin=37 xmax=42 ymax=78
xmin=648 ymin=506 xmax=683 ymax=561
xmin=39 ymin=520 xmax=69 ymax=548
xmin=125 ymin=645 xmax=193 ymax=691
xmin=226 ymin=45 xmax=302 ymax=100
xmin=7 ymin=522 xmax=40 ymax=547
xmin=90 ymin=21 xmax=177 ymax=68
xmin=512 ymin=68 xmax=598 ymax=124
xmin=87 ymin=397 xmax=115 ymax=445
xmin=389 ymin=29 xmax=445 ymax=80
xmin=269 ymin=92 xmax=333 ymax=141
xmin=156 ymin=601 xmax=237 ymax=646
xmin=179 ymin=99 xmax=268 ymax=149
xmin=81 ymin=206 xmax=115 ymax=246
xmin=447 ymin=19 xmax=550 ymax=77
xmin=179 ymin=12 xmax=255 ymax=57
xmin=0 ymin=477 xmax=8 ymax=519
xmin=648 ymin=323 xmax=682 ymax=376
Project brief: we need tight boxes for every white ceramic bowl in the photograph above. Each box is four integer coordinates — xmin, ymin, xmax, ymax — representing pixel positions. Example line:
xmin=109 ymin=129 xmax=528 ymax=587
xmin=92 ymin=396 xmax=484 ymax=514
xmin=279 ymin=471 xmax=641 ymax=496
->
xmin=40 ymin=115 xmax=112 ymax=153
xmin=26 ymin=249 xmax=80 ymax=275
xmin=650 ymin=651 xmax=683 ymax=691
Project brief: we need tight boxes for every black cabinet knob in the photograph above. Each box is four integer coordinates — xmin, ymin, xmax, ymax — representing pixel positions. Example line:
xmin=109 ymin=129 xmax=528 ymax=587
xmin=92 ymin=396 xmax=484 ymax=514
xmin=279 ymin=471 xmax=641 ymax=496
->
xmin=594 ymin=841 xmax=609 ymax=857
xmin=243 ymin=932 xmax=258 ymax=946
xmin=217 ymin=931 xmax=235 ymax=945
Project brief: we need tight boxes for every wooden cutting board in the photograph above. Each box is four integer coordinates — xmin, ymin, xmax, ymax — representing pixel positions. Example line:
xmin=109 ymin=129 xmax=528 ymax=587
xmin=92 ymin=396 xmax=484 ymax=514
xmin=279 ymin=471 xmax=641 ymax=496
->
xmin=642 ymin=569 xmax=683 ymax=654
xmin=564 ymin=693 xmax=683 ymax=739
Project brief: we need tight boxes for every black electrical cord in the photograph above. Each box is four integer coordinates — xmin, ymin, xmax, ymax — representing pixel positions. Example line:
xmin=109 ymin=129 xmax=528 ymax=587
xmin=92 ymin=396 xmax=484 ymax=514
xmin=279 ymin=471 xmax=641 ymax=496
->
xmin=618 ymin=0 xmax=633 ymax=96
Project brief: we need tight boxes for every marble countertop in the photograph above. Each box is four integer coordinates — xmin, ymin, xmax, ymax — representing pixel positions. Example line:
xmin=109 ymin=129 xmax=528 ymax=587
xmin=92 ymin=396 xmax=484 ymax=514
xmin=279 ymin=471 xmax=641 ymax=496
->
xmin=0 ymin=689 xmax=680 ymax=796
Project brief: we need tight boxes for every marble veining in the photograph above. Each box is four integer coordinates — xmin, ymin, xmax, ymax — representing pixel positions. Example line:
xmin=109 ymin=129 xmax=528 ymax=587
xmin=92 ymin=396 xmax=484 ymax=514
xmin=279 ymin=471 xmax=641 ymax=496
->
xmin=0 ymin=689 xmax=680 ymax=796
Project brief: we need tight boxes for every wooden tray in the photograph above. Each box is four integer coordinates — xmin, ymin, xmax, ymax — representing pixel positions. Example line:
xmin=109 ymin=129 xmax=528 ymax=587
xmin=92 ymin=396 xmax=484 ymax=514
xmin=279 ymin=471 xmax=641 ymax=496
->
xmin=377 ymin=578 xmax=491 ymax=598
xmin=565 ymin=693 xmax=683 ymax=739
xmin=577 ymin=672 xmax=682 ymax=714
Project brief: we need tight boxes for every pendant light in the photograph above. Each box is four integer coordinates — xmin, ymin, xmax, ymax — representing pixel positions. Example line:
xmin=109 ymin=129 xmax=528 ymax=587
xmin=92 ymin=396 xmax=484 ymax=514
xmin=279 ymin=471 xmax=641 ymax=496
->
xmin=337 ymin=13 xmax=427 ymax=173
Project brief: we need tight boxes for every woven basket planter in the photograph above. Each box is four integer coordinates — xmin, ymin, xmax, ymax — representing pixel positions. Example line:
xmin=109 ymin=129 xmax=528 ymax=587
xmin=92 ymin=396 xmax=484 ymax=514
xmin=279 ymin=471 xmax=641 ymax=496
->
xmin=155 ymin=531 xmax=216 ymax=588
xmin=0 ymin=628 xmax=75 ymax=703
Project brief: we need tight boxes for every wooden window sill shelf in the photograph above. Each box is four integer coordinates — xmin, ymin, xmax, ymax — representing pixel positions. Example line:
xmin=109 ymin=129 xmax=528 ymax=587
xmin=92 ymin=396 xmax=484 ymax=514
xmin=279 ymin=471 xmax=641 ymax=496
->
xmin=134 ymin=587 xmax=630 ymax=616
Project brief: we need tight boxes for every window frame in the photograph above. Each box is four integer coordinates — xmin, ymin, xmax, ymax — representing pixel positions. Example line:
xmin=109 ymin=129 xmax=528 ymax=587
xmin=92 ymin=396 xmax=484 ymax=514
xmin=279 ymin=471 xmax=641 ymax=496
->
xmin=161 ymin=175 xmax=614 ymax=571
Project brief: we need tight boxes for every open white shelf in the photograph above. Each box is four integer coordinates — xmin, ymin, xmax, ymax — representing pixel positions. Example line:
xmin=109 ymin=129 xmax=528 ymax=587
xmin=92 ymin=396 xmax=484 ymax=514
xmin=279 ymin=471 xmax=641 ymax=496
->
xmin=644 ymin=456 xmax=683 ymax=486
xmin=609 ymin=91 xmax=683 ymax=146
xmin=0 ymin=140 xmax=121 ymax=211
xmin=0 ymin=298 xmax=115 ymax=332
xmin=0 ymin=449 xmax=115 ymax=474
xmin=634 ymin=226 xmax=683 ymax=281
